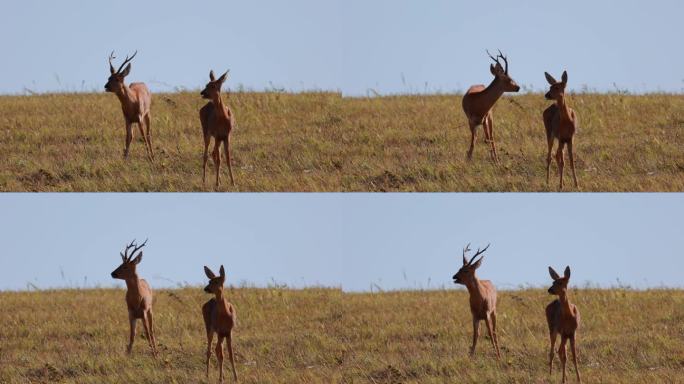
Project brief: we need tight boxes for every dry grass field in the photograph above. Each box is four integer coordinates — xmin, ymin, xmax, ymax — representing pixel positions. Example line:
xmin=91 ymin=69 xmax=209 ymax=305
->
xmin=0 ymin=92 xmax=682 ymax=191
xmin=1 ymin=287 xmax=683 ymax=383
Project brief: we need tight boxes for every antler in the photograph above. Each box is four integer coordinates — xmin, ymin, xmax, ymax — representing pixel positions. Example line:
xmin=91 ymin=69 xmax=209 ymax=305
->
xmin=114 ymin=51 xmax=137 ymax=74
xmin=486 ymin=49 xmax=509 ymax=74
xmin=108 ymin=51 xmax=117 ymax=74
xmin=462 ymin=243 xmax=472 ymax=265
xmin=466 ymin=243 xmax=490 ymax=265
xmin=120 ymin=238 xmax=147 ymax=262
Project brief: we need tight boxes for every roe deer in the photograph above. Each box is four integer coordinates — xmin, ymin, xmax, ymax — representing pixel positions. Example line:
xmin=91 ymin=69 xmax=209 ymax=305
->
xmin=105 ymin=51 xmax=154 ymax=160
xmin=452 ymin=244 xmax=501 ymax=359
xmin=546 ymin=266 xmax=581 ymax=383
xmin=110 ymin=239 xmax=158 ymax=356
xmin=202 ymin=265 xmax=238 ymax=383
xmin=200 ymin=70 xmax=235 ymax=187
xmin=462 ymin=50 xmax=520 ymax=162
xmin=543 ymin=71 xmax=579 ymax=190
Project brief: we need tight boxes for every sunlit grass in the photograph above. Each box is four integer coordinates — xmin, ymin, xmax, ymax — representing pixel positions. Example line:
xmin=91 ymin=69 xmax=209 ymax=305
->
xmin=0 ymin=92 xmax=682 ymax=191
xmin=0 ymin=288 xmax=682 ymax=383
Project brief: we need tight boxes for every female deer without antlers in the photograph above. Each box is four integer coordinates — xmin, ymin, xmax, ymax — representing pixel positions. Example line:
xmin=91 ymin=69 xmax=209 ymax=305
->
xmin=200 ymin=70 xmax=235 ymax=187
xmin=462 ymin=50 xmax=520 ymax=163
xmin=546 ymin=266 xmax=581 ymax=383
xmin=543 ymin=71 xmax=579 ymax=190
xmin=110 ymin=239 xmax=158 ymax=356
xmin=202 ymin=265 xmax=238 ymax=383
xmin=452 ymin=244 xmax=501 ymax=359
xmin=105 ymin=51 xmax=154 ymax=160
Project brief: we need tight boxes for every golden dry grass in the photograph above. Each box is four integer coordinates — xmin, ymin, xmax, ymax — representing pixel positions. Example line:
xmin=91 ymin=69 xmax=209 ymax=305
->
xmin=0 ymin=92 xmax=682 ymax=191
xmin=1 ymin=287 xmax=683 ymax=383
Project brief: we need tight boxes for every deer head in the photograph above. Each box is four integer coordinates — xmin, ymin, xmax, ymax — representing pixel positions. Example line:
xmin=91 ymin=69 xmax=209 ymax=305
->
xmin=203 ymin=265 xmax=226 ymax=294
xmin=487 ymin=50 xmax=520 ymax=92
xmin=544 ymin=71 xmax=568 ymax=101
xmin=547 ymin=266 xmax=571 ymax=295
xmin=111 ymin=239 xmax=147 ymax=280
xmin=453 ymin=243 xmax=490 ymax=285
xmin=105 ymin=51 xmax=137 ymax=93
xmin=200 ymin=70 xmax=229 ymax=100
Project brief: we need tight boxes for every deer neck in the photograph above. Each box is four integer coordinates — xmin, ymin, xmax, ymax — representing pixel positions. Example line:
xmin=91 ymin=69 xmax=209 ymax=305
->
xmin=124 ymin=274 xmax=141 ymax=295
xmin=214 ymin=290 xmax=230 ymax=312
xmin=479 ymin=78 xmax=506 ymax=110
xmin=211 ymin=94 xmax=229 ymax=119
xmin=556 ymin=95 xmax=572 ymax=122
xmin=115 ymin=84 xmax=136 ymax=108
xmin=558 ymin=290 xmax=573 ymax=314
xmin=463 ymin=275 xmax=484 ymax=298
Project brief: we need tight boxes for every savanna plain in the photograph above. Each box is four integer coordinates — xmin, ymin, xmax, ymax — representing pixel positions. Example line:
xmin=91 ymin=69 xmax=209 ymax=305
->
xmin=1 ymin=287 xmax=683 ymax=383
xmin=1 ymin=92 xmax=682 ymax=191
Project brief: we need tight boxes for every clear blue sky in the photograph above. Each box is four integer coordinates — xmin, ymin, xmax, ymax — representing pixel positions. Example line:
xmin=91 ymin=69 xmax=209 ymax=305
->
xmin=0 ymin=1 xmax=682 ymax=95
xmin=0 ymin=194 xmax=681 ymax=292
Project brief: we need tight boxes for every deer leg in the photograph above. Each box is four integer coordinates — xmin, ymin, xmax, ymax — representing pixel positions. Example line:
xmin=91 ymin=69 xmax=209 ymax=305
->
xmin=144 ymin=113 xmax=154 ymax=160
xmin=484 ymin=314 xmax=500 ymax=359
xmin=546 ymin=137 xmax=554 ymax=186
xmin=147 ymin=309 xmax=158 ymax=356
xmin=467 ymin=122 xmax=477 ymax=161
xmin=206 ymin=331 xmax=214 ymax=379
xmin=127 ymin=313 xmax=136 ymax=354
xmin=548 ymin=330 xmax=557 ymax=374
xmin=216 ymin=335 xmax=225 ymax=384
xmin=470 ymin=318 xmax=480 ymax=356
xmin=556 ymin=142 xmax=565 ymax=190
xmin=227 ymin=332 xmax=238 ymax=381
xmin=213 ymin=140 xmax=222 ymax=188
xmin=570 ymin=335 xmax=581 ymax=383
xmin=485 ymin=114 xmax=498 ymax=163
xmin=490 ymin=311 xmax=501 ymax=359
xmin=124 ymin=122 xmax=133 ymax=159
xmin=223 ymin=138 xmax=235 ymax=186
xmin=136 ymin=121 xmax=151 ymax=160
xmin=559 ymin=336 xmax=568 ymax=384
xmin=141 ymin=311 xmax=156 ymax=357
xmin=202 ymin=136 xmax=211 ymax=185
xmin=568 ymin=139 xmax=578 ymax=189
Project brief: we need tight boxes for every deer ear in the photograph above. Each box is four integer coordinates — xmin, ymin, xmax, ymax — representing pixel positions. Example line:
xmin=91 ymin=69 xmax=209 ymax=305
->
xmin=471 ymin=257 xmax=483 ymax=270
xmin=204 ymin=266 xmax=216 ymax=279
xmin=131 ymin=252 xmax=143 ymax=265
xmin=490 ymin=64 xmax=499 ymax=76
xmin=219 ymin=265 xmax=226 ymax=279
xmin=545 ymin=72 xmax=557 ymax=85
xmin=561 ymin=71 xmax=568 ymax=84
xmin=209 ymin=70 xmax=216 ymax=81
xmin=120 ymin=63 xmax=131 ymax=78
xmin=217 ymin=70 xmax=229 ymax=84
xmin=548 ymin=266 xmax=561 ymax=280
xmin=564 ymin=266 xmax=571 ymax=279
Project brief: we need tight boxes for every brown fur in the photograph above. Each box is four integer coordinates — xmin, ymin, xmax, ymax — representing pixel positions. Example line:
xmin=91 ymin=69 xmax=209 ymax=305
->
xmin=452 ymin=244 xmax=501 ymax=359
xmin=110 ymin=239 xmax=157 ymax=356
xmin=462 ymin=50 xmax=520 ymax=163
xmin=105 ymin=52 xmax=154 ymax=160
xmin=202 ymin=265 xmax=238 ymax=383
xmin=200 ymin=70 xmax=235 ymax=187
xmin=546 ymin=266 xmax=581 ymax=383
xmin=543 ymin=71 xmax=579 ymax=189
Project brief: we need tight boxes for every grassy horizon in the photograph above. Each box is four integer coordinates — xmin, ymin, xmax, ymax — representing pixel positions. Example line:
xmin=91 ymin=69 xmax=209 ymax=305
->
xmin=1 ymin=91 xmax=683 ymax=192
xmin=1 ymin=287 xmax=683 ymax=383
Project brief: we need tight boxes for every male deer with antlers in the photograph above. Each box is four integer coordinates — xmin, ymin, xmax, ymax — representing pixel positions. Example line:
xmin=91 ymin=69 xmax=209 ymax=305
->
xmin=462 ymin=50 xmax=520 ymax=163
xmin=105 ymin=51 xmax=154 ymax=160
xmin=202 ymin=265 xmax=238 ymax=383
xmin=200 ymin=70 xmax=235 ymax=187
xmin=544 ymin=71 xmax=579 ymax=190
xmin=546 ymin=266 xmax=581 ymax=383
xmin=452 ymin=244 xmax=501 ymax=359
xmin=110 ymin=239 xmax=158 ymax=356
